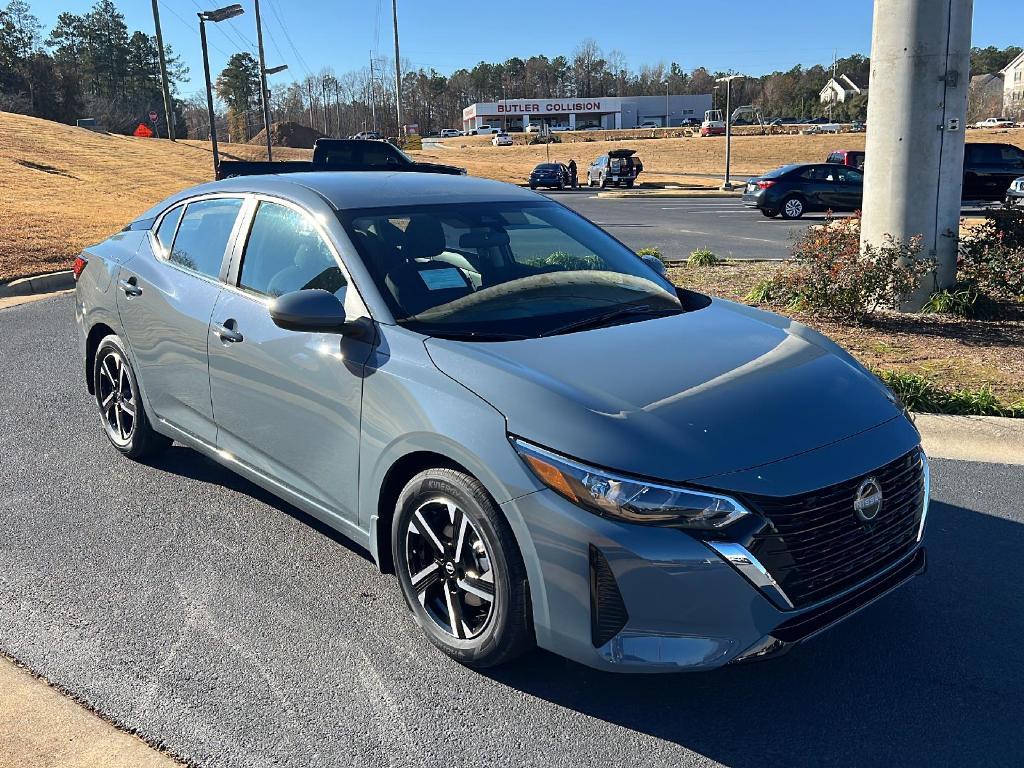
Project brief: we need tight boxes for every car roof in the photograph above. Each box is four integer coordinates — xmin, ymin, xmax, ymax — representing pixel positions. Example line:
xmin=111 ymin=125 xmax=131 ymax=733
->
xmin=143 ymin=172 xmax=540 ymax=216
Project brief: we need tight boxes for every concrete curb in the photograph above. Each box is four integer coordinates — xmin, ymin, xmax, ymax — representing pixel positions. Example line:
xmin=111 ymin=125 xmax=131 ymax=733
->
xmin=596 ymin=189 xmax=744 ymax=199
xmin=0 ymin=270 xmax=74 ymax=298
xmin=914 ymin=413 xmax=1024 ymax=465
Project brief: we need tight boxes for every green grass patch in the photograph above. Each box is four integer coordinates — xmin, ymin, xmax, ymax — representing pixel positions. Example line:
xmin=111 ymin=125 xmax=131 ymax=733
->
xmin=687 ymin=248 xmax=720 ymax=267
xmin=877 ymin=370 xmax=1023 ymax=417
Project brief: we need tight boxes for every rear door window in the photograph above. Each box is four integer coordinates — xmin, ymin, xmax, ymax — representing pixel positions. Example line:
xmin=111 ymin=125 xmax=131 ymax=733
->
xmin=154 ymin=205 xmax=183 ymax=257
xmin=169 ymin=198 xmax=244 ymax=279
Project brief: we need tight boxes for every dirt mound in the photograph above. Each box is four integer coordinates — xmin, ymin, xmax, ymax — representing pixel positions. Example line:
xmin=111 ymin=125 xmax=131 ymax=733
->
xmin=249 ymin=121 xmax=326 ymax=148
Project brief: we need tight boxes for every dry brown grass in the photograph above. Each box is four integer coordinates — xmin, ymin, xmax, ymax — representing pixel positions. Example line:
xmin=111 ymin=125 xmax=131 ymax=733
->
xmin=412 ymin=127 xmax=1024 ymax=185
xmin=0 ymin=111 xmax=309 ymax=282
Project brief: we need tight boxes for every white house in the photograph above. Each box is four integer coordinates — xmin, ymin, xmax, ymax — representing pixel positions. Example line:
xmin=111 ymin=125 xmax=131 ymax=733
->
xmin=819 ymin=74 xmax=867 ymax=104
xmin=1001 ymin=50 xmax=1024 ymax=119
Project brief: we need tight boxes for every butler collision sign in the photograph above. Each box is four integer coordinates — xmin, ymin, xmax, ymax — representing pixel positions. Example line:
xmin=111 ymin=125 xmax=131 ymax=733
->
xmin=462 ymin=94 xmax=712 ymax=132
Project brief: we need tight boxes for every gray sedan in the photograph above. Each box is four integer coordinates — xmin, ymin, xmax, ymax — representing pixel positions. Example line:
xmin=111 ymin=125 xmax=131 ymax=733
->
xmin=75 ymin=171 xmax=929 ymax=672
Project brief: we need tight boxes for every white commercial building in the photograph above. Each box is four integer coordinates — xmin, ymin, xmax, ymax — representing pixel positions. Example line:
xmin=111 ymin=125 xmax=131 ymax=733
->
xmin=462 ymin=94 xmax=713 ymax=132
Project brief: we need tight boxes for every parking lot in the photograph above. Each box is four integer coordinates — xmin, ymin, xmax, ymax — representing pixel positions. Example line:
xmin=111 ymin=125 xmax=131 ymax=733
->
xmin=2 ymin=294 xmax=1022 ymax=768
xmin=545 ymin=192 xmax=819 ymax=260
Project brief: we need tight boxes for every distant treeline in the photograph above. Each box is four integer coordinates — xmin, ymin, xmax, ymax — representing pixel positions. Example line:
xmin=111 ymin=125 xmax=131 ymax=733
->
xmin=1 ymin=1 xmax=1020 ymax=140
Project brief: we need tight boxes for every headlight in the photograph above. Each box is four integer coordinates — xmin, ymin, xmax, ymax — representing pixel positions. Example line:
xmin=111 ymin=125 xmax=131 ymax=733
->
xmin=511 ymin=438 xmax=750 ymax=529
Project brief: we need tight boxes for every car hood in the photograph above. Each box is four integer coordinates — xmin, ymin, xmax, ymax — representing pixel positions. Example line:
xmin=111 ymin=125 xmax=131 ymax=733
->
xmin=424 ymin=299 xmax=903 ymax=483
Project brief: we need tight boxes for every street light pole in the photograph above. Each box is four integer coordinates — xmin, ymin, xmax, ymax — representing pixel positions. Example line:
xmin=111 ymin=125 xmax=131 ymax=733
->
xmin=716 ymin=75 xmax=744 ymax=190
xmin=254 ymin=0 xmax=272 ymax=160
xmin=197 ymin=5 xmax=245 ymax=179
xmin=198 ymin=17 xmax=219 ymax=177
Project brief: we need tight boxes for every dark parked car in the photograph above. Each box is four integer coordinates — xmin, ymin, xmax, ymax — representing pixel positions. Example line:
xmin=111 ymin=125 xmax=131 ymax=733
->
xmin=217 ymin=138 xmax=466 ymax=180
xmin=742 ymin=163 xmax=863 ymax=219
xmin=528 ymin=163 xmax=569 ymax=189
xmin=586 ymin=149 xmax=644 ymax=188
xmin=963 ymin=143 xmax=1024 ymax=201
xmin=680 ymin=117 xmax=702 ymax=128
xmin=826 ymin=150 xmax=866 ymax=169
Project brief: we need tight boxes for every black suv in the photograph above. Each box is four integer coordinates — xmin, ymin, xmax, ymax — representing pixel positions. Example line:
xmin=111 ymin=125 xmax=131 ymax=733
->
xmin=963 ymin=143 xmax=1024 ymax=201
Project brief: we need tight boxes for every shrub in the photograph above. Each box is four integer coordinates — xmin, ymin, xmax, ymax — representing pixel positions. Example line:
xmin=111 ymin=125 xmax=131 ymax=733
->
xmin=687 ymin=248 xmax=719 ymax=267
xmin=958 ymin=205 xmax=1024 ymax=299
xmin=784 ymin=215 xmax=935 ymax=320
xmin=877 ymin=370 xmax=1022 ymax=417
xmin=636 ymin=246 xmax=665 ymax=262
xmin=745 ymin=276 xmax=795 ymax=305
xmin=525 ymin=251 xmax=601 ymax=270
xmin=921 ymin=283 xmax=998 ymax=319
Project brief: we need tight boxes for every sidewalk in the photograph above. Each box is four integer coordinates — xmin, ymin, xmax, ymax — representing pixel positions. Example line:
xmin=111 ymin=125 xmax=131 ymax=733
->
xmin=0 ymin=656 xmax=179 ymax=768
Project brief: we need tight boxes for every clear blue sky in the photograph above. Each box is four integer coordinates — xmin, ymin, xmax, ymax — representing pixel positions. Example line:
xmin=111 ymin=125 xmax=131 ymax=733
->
xmin=25 ymin=0 xmax=1024 ymax=98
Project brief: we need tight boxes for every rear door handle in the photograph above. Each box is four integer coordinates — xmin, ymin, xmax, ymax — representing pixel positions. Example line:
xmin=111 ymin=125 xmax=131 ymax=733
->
xmin=118 ymin=277 xmax=142 ymax=297
xmin=212 ymin=321 xmax=243 ymax=343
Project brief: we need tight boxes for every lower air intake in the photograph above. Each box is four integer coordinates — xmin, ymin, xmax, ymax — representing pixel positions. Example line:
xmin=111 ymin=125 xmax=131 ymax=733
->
xmin=589 ymin=544 xmax=629 ymax=647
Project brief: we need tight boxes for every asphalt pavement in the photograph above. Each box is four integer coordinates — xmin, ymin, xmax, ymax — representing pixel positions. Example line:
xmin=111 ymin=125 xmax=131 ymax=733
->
xmin=543 ymin=191 xmax=832 ymax=260
xmin=2 ymin=294 xmax=1023 ymax=768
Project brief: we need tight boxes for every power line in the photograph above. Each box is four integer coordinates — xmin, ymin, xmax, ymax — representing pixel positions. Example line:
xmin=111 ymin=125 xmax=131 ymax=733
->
xmin=158 ymin=0 xmax=232 ymax=60
xmin=265 ymin=0 xmax=312 ymax=78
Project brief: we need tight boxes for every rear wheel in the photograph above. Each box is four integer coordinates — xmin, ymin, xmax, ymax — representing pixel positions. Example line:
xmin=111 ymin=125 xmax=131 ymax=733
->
xmin=392 ymin=468 xmax=534 ymax=668
xmin=761 ymin=208 xmax=780 ymax=218
xmin=529 ymin=183 xmax=536 ymax=190
xmin=781 ymin=196 xmax=805 ymax=219
xmin=93 ymin=335 xmax=170 ymax=460
xmin=625 ymin=179 xmax=634 ymax=189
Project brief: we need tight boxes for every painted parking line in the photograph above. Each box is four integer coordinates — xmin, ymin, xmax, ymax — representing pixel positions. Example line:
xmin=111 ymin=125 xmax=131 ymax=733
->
xmin=677 ymin=228 xmax=779 ymax=245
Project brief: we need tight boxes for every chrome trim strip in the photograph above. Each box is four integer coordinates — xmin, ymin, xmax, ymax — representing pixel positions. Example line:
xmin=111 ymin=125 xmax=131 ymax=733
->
xmin=917 ymin=450 xmax=931 ymax=542
xmin=706 ymin=541 xmax=795 ymax=610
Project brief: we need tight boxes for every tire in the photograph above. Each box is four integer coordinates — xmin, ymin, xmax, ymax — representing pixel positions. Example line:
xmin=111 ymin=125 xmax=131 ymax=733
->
xmin=529 ymin=183 xmax=536 ymax=190
xmin=625 ymin=180 xmax=634 ymax=188
xmin=392 ymin=468 xmax=534 ymax=668
xmin=781 ymin=196 xmax=805 ymax=219
xmin=93 ymin=334 xmax=171 ymax=460
xmin=761 ymin=208 xmax=780 ymax=218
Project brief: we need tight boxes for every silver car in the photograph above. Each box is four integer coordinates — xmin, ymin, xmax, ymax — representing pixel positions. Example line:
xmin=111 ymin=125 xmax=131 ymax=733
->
xmin=75 ymin=172 xmax=929 ymax=672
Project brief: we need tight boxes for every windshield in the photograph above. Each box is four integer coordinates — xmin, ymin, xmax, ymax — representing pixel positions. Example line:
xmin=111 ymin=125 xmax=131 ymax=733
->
xmin=339 ymin=200 xmax=680 ymax=339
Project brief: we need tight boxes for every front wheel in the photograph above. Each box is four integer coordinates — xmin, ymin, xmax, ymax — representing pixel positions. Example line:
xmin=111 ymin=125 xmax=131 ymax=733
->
xmin=529 ymin=183 xmax=537 ymax=190
xmin=392 ymin=468 xmax=534 ymax=668
xmin=93 ymin=334 xmax=171 ymax=460
xmin=781 ymin=196 xmax=805 ymax=219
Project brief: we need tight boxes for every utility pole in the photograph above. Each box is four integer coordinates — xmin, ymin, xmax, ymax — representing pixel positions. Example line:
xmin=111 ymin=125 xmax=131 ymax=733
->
xmin=254 ymin=0 xmax=272 ymax=159
xmin=307 ymin=81 xmax=314 ymax=129
xmin=369 ymin=52 xmax=378 ymax=132
xmin=150 ymin=0 xmax=175 ymax=140
xmin=322 ymin=78 xmax=329 ymax=135
xmin=392 ymin=0 xmax=402 ymax=135
xmin=860 ymin=0 xmax=973 ymax=308
xmin=335 ymin=82 xmax=342 ymax=137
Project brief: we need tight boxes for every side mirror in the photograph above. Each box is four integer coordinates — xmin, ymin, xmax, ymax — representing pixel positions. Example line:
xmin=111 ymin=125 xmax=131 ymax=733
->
xmin=270 ymin=289 xmax=362 ymax=336
xmin=640 ymin=253 xmax=668 ymax=278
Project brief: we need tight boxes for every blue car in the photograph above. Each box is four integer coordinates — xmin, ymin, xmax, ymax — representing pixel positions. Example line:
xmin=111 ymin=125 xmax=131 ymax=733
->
xmin=528 ymin=163 xmax=569 ymax=190
xmin=75 ymin=171 xmax=929 ymax=672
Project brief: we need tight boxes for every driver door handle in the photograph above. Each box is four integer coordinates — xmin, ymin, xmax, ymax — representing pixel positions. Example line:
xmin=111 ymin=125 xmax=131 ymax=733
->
xmin=213 ymin=320 xmax=243 ymax=343
xmin=118 ymin=277 xmax=142 ymax=297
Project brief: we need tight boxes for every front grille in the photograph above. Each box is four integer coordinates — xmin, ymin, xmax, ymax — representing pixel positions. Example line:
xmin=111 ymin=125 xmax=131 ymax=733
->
xmin=744 ymin=449 xmax=926 ymax=609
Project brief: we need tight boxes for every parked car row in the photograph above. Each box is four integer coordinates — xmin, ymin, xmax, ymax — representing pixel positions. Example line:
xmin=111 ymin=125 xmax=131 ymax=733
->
xmin=743 ymin=142 xmax=1024 ymax=219
xmin=527 ymin=149 xmax=644 ymax=191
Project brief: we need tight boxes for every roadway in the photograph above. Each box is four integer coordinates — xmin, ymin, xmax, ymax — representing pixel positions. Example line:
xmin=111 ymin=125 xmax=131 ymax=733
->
xmin=1 ymin=294 xmax=1022 ymax=768
xmin=543 ymin=191 xmax=813 ymax=260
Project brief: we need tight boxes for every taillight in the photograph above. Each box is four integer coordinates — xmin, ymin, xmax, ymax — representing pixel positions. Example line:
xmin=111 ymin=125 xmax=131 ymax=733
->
xmin=72 ymin=255 xmax=88 ymax=281
xmin=757 ymin=180 xmax=776 ymax=190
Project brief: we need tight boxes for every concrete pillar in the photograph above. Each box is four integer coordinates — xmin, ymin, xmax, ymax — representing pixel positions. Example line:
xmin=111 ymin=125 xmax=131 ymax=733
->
xmin=860 ymin=0 xmax=973 ymax=308
xmin=614 ymin=112 xmax=622 ymax=130
xmin=569 ymin=113 xmax=576 ymax=130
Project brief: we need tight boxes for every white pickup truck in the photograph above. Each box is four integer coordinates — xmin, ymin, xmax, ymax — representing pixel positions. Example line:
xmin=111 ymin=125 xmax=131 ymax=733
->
xmin=973 ymin=117 xmax=1016 ymax=129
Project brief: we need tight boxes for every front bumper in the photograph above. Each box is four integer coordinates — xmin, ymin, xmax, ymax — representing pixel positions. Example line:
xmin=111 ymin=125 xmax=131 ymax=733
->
xmin=502 ymin=418 xmax=927 ymax=673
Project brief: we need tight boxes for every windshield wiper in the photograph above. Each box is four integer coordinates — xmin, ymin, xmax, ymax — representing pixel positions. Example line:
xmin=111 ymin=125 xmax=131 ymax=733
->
xmin=538 ymin=305 xmax=680 ymax=337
